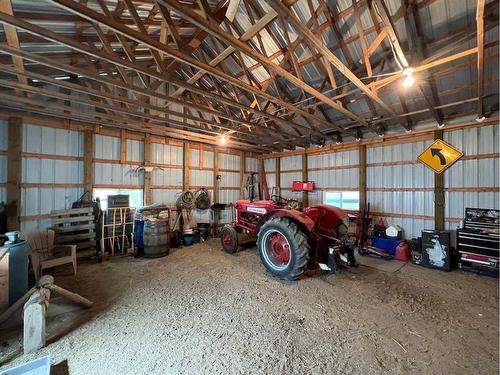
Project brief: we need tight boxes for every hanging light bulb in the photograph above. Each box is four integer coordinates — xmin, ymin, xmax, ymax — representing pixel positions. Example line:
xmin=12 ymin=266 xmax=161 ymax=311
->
xmin=219 ymin=134 xmax=228 ymax=145
xmin=402 ymin=67 xmax=415 ymax=88
xmin=402 ymin=74 xmax=415 ymax=87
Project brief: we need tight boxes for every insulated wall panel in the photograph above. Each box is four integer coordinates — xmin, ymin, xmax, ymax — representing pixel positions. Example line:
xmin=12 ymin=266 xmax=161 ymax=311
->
xmin=151 ymin=143 xmax=183 ymax=206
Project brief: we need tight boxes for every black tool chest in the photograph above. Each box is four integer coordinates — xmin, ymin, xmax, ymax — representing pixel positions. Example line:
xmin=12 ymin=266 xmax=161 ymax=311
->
xmin=457 ymin=208 xmax=499 ymax=273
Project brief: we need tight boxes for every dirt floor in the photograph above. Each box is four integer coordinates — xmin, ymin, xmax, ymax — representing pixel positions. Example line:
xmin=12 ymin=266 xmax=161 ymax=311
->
xmin=1 ymin=238 xmax=498 ymax=374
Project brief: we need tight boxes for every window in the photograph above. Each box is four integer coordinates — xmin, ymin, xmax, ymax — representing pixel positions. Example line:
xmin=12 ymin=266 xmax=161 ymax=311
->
xmin=93 ymin=189 xmax=143 ymax=210
xmin=324 ymin=191 xmax=360 ymax=211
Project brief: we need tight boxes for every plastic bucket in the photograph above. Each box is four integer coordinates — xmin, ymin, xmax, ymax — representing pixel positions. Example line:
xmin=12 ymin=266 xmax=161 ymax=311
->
xmin=183 ymin=234 xmax=194 ymax=246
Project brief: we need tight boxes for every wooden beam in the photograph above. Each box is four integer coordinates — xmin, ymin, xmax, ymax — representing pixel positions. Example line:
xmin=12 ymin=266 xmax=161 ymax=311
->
xmin=120 ymin=129 xmax=127 ymax=163
xmin=266 ymin=0 xmax=404 ymax=129
xmin=157 ymin=0 xmax=370 ymax=129
xmin=83 ymin=131 xmax=93 ymax=194
xmin=6 ymin=116 xmax=21 ymax=231
xmin=0 ymin=0 xmax=27 ymax=84
xmin=352 ymin=0 xmax=372 ymax=76
xmin=42 ymin=1 xmax=335 ymax=139
xmin=302 ymin=151 xmax=308 ymax=207
xmin=170 ymin=9 xmax=277 ymax=97
xmin=476 ymin=0 xmax=486 ymax=118
xmin=275 ymin=157 xmax=281 ymax=192
xmin=359 ymin=145 xmax=366 ymax=211
xmin=434 ymin=129 xmax=445 ymax=231
xmin=183 ymin=142 xmax=190 ymax=191
xmin=213 ymin=148 xmax=220 ymax=234
xmin=144 ymin=134 xmax=152 ymax=206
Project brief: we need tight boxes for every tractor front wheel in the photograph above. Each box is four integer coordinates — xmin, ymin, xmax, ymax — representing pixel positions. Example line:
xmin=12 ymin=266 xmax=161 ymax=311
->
xmin=221 ymin=224 xmax=239 ymax=254
xmin=257 ymin=218 xmax=309 ymax=280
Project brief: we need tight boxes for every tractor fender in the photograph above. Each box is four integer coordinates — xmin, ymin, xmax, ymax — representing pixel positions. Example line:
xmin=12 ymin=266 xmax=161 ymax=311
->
xmin=255 ymin=209 xmax=316 ymax=235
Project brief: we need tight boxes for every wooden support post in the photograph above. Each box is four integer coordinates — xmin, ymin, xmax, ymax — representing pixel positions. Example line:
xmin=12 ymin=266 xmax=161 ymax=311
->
xmin=183 ymin=142 xmax=190 ymax=191
xmin=143 ymin=134 xmax=152 ymax=206
xmin=359 ymin=145 xmax=367 ymax=211
xmin=302 ymin=151 xmax=308 ymax=207
xmin=120 ymin=129 xmax=127 ymax=164
xmin=434 ymin=129 xmax=445 ymax=230
xmin=6 ymin=116 xmax=21 ymax=231
xmin=240 ymin=151 xmax=245 ymax=199
xmin=83 ymin=131 xmax=93 ymax=195
xmin=213 ymin=149 xmax=220 ymax=234
xmin=258 ymin=158 xmax=265 ymax=200
xmin=275 ymin=157 xmax=281 ymax=193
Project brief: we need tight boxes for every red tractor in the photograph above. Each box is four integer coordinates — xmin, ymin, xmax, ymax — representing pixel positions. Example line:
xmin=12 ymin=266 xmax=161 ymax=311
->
xmin=220 ymin=195 xmax=358 ymax=280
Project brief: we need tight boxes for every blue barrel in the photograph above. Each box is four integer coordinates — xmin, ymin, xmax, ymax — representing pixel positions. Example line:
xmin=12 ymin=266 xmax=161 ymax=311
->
xmin=134 ymin=219 xmax=144 ymax=253
xmin=8 ymin=240 xmax=28 ymax=305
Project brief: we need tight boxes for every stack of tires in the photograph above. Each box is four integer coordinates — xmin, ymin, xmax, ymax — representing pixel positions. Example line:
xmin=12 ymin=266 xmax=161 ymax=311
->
xmin=143 ymin=219 xmax=170 ymax=258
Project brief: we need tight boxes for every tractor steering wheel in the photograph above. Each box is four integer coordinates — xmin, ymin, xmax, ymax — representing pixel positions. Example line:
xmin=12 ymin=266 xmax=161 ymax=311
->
xmin=271 ymin=194 xmax=286 ymax=205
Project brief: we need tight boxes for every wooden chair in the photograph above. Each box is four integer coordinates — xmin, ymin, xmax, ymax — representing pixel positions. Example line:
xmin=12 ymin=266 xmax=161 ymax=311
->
xmin=22 ymin=230 xmax=77 ymax=281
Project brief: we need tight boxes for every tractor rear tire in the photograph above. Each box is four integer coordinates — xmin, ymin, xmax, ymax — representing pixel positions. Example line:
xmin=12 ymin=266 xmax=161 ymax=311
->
xmin=257 ymin=217 xmax=310 ymax=280
xmin=221 ymin=224 xmax=239 ymax=254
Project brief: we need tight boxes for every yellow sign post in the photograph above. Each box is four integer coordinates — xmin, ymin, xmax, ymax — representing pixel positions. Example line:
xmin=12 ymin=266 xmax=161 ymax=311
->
xmin=418 ymin=139 xmax=463 ymax=173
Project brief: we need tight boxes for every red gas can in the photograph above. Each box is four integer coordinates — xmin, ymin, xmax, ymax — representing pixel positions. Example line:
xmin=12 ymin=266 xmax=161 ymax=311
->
xmin=395 ymin=241 xmax=411 ymax=261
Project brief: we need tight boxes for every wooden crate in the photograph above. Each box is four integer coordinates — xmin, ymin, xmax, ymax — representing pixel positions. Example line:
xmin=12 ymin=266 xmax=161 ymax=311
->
xmin=51 ymin=207 xmax=96 ymax=258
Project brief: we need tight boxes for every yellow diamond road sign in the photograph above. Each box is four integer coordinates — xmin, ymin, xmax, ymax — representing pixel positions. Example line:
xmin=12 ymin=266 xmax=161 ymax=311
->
xmin=418 ymin=139 xmax=463 ymax=174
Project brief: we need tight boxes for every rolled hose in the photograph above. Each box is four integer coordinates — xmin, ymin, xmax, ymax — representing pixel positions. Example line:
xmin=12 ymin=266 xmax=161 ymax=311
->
xmin=194 ymin=188 xmax=211 ymax=210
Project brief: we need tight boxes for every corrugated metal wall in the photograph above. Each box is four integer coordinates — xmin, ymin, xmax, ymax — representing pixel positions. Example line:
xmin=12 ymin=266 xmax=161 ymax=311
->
xmin=0 ymin=120 xmax=7 ymax=203
xmin=263 ymin=158 xmax=276 ymax=196
xmin=5 ymin=120 xmax=497 ymax=240
xmin=280 ymin=155 xmax=302 ymax=200
xmin=308 ymin=149 xmax=359 ymax=206
xmin=21 ymin=124 xmax=84 ymax=231
xmin=444 ymin=124 xmax=500 ymax=234
xmin=367 ymin=141 xmax=435 ymax=239
xmin=151 ymin=143 xmax=183 ymax=206
xmin=94 ymin=134 xmax=144 ymax=188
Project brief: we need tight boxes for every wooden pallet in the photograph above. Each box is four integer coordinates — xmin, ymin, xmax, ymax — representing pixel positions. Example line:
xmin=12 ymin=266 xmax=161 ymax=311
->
xmin=51 ymin=207 xmax=96 ymax=258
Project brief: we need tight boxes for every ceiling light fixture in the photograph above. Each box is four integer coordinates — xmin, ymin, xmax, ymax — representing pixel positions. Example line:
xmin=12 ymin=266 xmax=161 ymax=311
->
xmin=437 ymin=123 xmax=445 ymax=129
xmin=402 ymin=67 xmax=415 ymax=88
xmin=476 ymin=116 xmax=486 ymax=122
xmin=219 ymin=134 xmax=228 ymax=145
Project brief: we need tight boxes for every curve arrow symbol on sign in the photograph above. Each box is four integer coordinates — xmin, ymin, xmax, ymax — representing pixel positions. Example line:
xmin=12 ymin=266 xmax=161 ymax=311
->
xmin=431 ymin=148 xmax=446 ymax=165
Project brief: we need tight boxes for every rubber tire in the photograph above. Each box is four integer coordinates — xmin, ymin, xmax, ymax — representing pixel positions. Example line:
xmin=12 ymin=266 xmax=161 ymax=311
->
xmin=257 ymin=217 xmax=310 ymax=280
xmin=221 ymin=224 xmax=239 ymax=254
